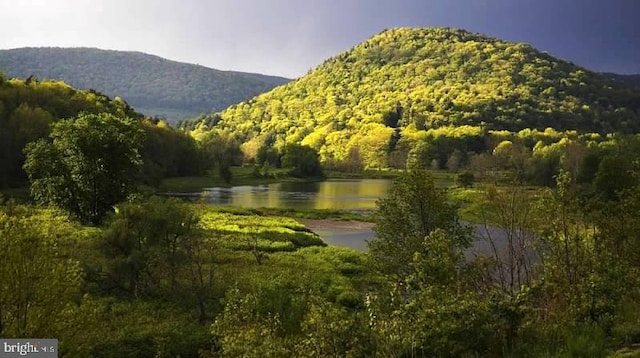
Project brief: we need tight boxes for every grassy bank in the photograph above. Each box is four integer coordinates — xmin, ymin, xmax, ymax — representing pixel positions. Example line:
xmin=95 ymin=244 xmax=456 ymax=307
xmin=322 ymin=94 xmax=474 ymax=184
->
xmin=209 ymin=205 xmax=373 ymax=222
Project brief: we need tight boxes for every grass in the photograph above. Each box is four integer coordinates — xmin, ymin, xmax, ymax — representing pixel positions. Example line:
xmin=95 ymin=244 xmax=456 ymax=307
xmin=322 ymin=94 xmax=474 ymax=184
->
xmin=199 ymin=208 xmax=326 ymax=253
xmin=448 ymin=184 xmax=546 ymax=224
xmin=210 ymin=206 xmax=372 ymax=222
xmin=325 ymin=169 xmax=400 ymax=179
xmin=193 ymin=205 xmax=374 ymax=310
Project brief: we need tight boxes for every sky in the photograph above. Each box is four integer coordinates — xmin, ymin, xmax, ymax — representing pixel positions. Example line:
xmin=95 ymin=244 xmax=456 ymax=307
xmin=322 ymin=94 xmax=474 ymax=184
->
xmin=0 ymin=0 xmax=638 ymax=78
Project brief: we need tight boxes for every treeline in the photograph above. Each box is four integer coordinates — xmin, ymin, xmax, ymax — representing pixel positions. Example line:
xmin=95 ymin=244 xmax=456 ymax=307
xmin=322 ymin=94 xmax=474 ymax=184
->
xmin=386 ymin=125 xmax=640 ymax=194
xmin=194 ymin=27 xmax=640 ymax=170
xmin=0 ymin=74 xmax=207 ymax=189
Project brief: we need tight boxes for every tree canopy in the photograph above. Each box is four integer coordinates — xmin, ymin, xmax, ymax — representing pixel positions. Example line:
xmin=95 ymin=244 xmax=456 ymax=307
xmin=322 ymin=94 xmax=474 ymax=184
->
xmin=24 ymin=112 xmax=144 ymax=224
xmin=369 ymin=170 xmax=470 ymax=277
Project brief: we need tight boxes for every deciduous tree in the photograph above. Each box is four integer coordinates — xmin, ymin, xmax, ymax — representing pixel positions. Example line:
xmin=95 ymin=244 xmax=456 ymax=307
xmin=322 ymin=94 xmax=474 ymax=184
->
xmin=23 ymin=113 xmax=144 ymax=224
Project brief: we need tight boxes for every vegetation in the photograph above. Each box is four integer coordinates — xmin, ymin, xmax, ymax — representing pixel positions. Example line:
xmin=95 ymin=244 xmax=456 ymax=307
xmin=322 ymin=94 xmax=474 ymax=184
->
xmin=369 ymin=170 xmax=469 ymax=277
xmin=606 ymin=73 xmax=640 ymax=88
xmin=0 ymin=76 xmax=138 ymax=188
xmin=24 ymin=112 xmax=144 ymax=224
xmin=2 ymin=26 xmax=640 ymax=357
xmin=0 ymin=75 xmax=212 ymax=192
xmin=0 ymin=47 xmax=290 ymax=120
xmin=192 ymin=27 xmax=640 ymax=171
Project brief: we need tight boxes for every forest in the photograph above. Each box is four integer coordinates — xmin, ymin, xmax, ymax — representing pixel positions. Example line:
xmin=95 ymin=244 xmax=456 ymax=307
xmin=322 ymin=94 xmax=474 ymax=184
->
xmin=1 ymin=26 xmax=640 ymax=357
xmin=189 ymin=28 xmax=640 ymax=172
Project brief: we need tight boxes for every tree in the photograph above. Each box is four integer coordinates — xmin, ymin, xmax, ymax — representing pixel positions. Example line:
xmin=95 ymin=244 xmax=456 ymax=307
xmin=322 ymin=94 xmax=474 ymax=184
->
xmin=0 ymin=206 xmax=82 ymax=338
xmin=368 ymin=170 xmax=471 ymax=278
xmin=23 ymin=113 xmax=144 ymax=225
xmin=455 ymin=171 xmax=475 ymax=188
xmin=281 ymin=144 xmax=324 ymax=178
xmin=201 ymin=132 xmax=243 ymax=184
xmin=99 ymin=197 xmax=198 ymax=297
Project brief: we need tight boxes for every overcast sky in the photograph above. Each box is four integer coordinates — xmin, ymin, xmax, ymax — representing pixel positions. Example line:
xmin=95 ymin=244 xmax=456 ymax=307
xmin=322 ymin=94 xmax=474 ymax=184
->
xmin=0 ymin=0 xmax=638 ymax=78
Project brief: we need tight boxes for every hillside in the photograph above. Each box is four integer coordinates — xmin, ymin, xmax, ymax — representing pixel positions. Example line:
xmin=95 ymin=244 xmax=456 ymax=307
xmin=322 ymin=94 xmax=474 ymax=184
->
xmin=605 ymin=73 xmax=640 ymax=88
xmin=0 ymin=74 xmax=206 ymax=189
xmin=196 ymin=27 xmax=640 ymax=168
xmin=0 ymin=47 xmax=290 ymax=120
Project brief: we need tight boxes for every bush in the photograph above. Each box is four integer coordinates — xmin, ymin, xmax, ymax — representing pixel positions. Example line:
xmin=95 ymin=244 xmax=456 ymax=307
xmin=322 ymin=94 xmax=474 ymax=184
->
xmin=455 ymin=171 xmax=475 ymax=188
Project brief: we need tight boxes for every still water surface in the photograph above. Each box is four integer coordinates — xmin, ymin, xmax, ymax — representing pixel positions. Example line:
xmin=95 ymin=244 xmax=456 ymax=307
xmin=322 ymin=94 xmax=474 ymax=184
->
xmin=194 ymin=179 xmax=392 ymax=211
xmin=177 ymin=179 xmax=511 ymax=254
xmin=173 ymin=179 xmax=392 ymax=250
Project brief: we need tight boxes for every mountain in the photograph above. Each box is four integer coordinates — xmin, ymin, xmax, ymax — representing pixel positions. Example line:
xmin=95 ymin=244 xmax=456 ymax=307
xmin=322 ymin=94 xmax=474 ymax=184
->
xmin=604 ymin=73 xmax=640 ymax=88
xmin=0 ymin=47 xmax=290 ymax=121
xmin=195 ymin=27 xmax=640 ymax=168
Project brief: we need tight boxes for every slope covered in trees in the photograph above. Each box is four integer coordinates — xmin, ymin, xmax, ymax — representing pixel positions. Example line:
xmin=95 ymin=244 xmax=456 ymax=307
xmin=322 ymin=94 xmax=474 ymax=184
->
xmin=0 ymin=47 xmax=290 ymax=120
xmin=196 ymin=27 xmax=640 ymax=169
xmin=605 ymin=73 xmax=640 ymax=88
xmin=0 ymin=74 xmax=206 ymax=189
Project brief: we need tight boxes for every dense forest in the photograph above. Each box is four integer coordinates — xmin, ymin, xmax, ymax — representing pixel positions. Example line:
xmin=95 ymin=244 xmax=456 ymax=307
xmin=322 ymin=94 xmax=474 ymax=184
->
xmin=0 ymin=74 xmax=207 ymax=189
xmin=606 ymin=73 xmax=640 ymax=88
xmin=190 ymin=27 xmax=640 ymax=170
xmin=0 ymin=47 xmax=290 ymax=120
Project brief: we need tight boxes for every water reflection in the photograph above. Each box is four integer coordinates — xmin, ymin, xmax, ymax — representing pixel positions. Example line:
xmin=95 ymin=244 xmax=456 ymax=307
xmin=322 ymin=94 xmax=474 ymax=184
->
xmin=194 ymin=179 xmax=392 ymax=211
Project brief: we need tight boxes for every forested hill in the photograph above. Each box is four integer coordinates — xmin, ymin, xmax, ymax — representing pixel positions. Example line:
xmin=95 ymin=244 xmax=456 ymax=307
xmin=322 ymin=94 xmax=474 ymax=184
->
xmin=0 ymin=74 xmax=208 ymax=189
xmin=196 ymin=27 xmax=640 ymax=167
xmin=605 ymin=73 xmax=640 ymax=88
xmin=0 ymin=47 xmax=290 ymax=121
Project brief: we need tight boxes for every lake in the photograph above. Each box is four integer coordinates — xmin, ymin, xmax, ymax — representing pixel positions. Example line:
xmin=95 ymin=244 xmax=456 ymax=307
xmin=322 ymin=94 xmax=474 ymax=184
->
xmin=173 ymin=179 xmax=518 ymax=258
xmin=168 ymin=179 xmax=391 ymax=250
xmin=188 ymin=179 xmax=393 ymax=211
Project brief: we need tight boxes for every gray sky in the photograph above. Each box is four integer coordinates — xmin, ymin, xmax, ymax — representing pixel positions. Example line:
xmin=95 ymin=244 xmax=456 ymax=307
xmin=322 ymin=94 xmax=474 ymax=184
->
xmin=1 ymin=0 xmax=638 ymax=78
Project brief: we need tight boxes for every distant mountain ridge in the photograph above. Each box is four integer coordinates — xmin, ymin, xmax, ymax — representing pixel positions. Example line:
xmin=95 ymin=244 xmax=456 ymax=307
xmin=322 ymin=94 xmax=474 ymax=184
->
xmin=604 ymin=73 xmax=640 ymax=88
xmin=0 ymin=47 xmax=290 ymax=121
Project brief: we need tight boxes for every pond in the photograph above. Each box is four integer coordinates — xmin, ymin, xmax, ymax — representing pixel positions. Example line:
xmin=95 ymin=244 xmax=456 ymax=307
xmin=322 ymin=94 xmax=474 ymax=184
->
xmin=169 ymin=179 xmax=392 ymax=250
xmin=172 ymin=179 xmax=517 ymax=257
xmin=185 ymin=179 xmax=393 ymax=211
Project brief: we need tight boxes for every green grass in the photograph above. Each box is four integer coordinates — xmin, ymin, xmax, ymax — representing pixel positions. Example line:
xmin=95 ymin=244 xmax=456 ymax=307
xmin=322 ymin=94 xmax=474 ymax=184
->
xmin=325 ymin=169 xmax=400 ymax=179
xmin=199 ymin=209 xmax=326 ymax=252
xmin=210 ymin=206 xmax=372 ymax=222
xmin=449 ymin=184 xmax=545 ymax=224
xmin=193 ymin=205 xmax=375 ymax=311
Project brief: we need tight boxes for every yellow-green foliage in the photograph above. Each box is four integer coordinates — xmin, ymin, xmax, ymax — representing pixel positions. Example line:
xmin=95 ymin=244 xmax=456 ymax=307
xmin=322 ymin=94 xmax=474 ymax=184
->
xmin=198 ymin=27 xmax=640 ymax=168
xmin=199 ymin=210 xmax=325 ymax=252
xmin=0 ymin=77 xmax=140 ymax=188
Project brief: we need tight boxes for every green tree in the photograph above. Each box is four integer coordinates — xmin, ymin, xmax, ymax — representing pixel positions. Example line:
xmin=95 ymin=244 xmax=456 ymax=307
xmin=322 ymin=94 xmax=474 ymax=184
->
xmin=593 ymin=155 xmax=635 ymax=201
xmin=201 ymin=132 xmax=243 ymax=183
xmin=369 ymin=170 xmax=471 ymax=278
xmin=455 ymin=171 xmax=475 ymax=188
xmin=281 ymin=144 xmax=324 ymax=178
xmin=23 ymin=113 xmax=144 ymax=225
xmin=98 ymin=197 xmax=199 ymax=297
xmin=0 ymin=206 xmax=82 ymax=338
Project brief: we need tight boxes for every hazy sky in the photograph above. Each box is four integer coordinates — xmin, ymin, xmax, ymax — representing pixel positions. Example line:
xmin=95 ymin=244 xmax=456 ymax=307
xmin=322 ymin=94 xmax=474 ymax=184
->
xmin=1 ymin=0 xmax=638 ymax=78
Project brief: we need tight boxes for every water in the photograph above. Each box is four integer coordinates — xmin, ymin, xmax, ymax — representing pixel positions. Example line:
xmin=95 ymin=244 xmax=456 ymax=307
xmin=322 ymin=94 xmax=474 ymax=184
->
xmin=190 ymin=179 xmax=393 ymax=211
xmin=170 ymin=179 xmax=391 ymax=250
xmin=175 ymin=179 xmax=516 ymax=256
